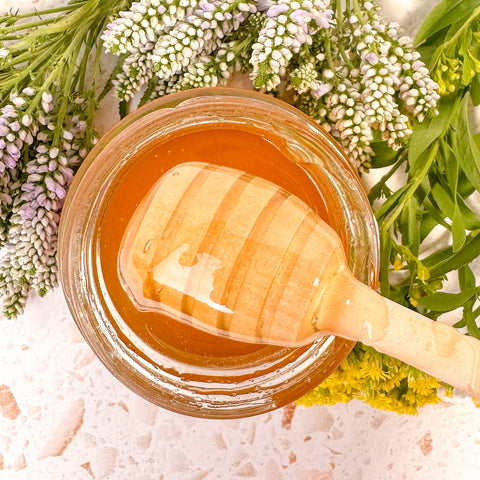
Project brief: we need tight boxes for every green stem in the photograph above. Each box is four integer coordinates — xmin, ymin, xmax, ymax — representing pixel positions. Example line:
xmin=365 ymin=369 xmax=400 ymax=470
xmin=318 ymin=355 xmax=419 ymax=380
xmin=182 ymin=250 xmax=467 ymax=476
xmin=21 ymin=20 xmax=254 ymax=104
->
xmin=324 ymin=36 xmax=339 ymax=85
xmin=369 ymin=150 xmax=408 ymax=201
xmin=5 ymin=0 xmax=98 ymax=54
xmin=383 ymin=141 xmax=439 ymax=232
xmin=24 ymin=19 xmax=92 ymax=116
xmin=335 ymin=0 xmax=343 ymax=31
xmin=53 ymin=32 xmax=86 ymax=145
xmin=0 ymin=18 xmax=64 ymax=34
xmin=0 ymin=3 xmax=83 ymax=22
xmin=352 ymin=0 xmax=366 ymax=25
xmin=0 ymin=36 xmax=66 ymax=95
xmin=85 ymin=37 xmax=105 ymax=146
xmin=431 ymin=6 xmax=480 ymax=66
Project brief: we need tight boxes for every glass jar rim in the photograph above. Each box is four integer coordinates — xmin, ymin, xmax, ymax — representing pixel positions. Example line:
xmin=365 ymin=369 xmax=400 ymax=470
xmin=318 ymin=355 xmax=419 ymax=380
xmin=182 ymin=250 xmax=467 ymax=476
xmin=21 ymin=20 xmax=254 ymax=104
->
xmin=59 ymin=88 xmax=379 ymax=418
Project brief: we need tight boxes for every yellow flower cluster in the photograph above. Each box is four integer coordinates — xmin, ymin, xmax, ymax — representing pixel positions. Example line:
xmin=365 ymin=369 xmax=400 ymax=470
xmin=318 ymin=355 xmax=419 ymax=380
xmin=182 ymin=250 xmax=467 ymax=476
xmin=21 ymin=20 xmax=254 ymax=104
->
xmin=298 ymin=344 xmax=453 ymax=415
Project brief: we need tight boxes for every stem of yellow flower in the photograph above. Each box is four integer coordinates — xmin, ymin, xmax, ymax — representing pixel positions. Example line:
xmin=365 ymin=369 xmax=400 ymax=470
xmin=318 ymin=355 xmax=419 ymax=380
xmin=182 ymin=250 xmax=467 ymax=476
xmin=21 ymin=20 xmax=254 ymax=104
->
xmin=383 ymin=141 xmax=439 ymax=232
xmin=431 ymin=6 xmax=480 ymax=67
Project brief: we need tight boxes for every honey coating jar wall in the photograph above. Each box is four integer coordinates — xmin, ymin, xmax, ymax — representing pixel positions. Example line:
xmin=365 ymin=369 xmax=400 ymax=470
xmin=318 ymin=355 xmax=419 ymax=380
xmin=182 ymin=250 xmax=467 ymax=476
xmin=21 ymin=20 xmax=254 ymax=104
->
xmin=58 ymin=88 xmax=380 ymax=418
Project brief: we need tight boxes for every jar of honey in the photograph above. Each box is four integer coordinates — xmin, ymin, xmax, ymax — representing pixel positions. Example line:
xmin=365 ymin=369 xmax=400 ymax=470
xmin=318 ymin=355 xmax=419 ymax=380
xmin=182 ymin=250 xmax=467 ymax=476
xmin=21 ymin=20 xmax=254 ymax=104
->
xmin=58 ymin=88 xmax=379 ymax=418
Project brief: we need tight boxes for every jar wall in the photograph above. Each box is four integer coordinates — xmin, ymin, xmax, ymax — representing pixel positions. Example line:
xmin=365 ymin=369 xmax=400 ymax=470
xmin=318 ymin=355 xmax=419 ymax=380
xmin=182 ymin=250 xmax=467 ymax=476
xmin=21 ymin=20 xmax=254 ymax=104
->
xmin=58 ymin=88 xmax=379 ymax=418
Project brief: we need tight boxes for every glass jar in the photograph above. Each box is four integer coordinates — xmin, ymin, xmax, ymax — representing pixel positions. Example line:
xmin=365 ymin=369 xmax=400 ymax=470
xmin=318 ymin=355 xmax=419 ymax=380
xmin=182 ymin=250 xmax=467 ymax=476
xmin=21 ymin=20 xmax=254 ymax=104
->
xmin=58 ymin=88 xmax=379 ymax=418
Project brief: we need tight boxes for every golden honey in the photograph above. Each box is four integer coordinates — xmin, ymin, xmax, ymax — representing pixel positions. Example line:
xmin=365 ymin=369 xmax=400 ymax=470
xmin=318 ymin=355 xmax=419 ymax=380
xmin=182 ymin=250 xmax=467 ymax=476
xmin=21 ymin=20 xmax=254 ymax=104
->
xmin=59 ymin=89 xmax=379 ymax=418
xmin=99 ymin=125 xmax=350 ymax=365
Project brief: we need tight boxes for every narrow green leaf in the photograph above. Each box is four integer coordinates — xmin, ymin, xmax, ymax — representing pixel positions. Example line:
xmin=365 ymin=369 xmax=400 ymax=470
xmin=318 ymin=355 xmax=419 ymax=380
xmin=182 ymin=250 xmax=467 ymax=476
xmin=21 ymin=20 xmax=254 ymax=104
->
xmin=399 ymin=202 xmax=420 ymax=256
xmin=426 ymin=233 xmax=480 ymax=276
xmin=423 ymin=196 xmax=452 ymax=231
xmin=419 ymin=213 xmax=441 ymax=243
xmin=458 ymin=171 xmax=476 ymax=197
xmin=453 ymin=318 xmax=467 ymax=328
xmin=461 ymin=49 xmax=474 ymax=87
xmin=119 ymin=100 xmax=128 ymax=119
xmin=379 ymin=227 xmax=392 ymax=297
xmin=408 ymin=94 xmax=458 ymax=171
xmin=465 ymin=301 xmax=480 ymax=339
xmin=415 ymin=288 xmax=478 ymax=312
xmin=370 ymin=141 xmax=402 ymax=168
xmin=452 ymin=205 xmax=466 ymax=251
xmin=375 ymin=184 xmax=409 ymax=222
xmin=414 ymin=0 xmax=480 ymax=45
xmin=470 ymin=74 xmax=480 ymax=106
xmin=452 ymin=92 xmax=480 ymax=191
xmin=459 ymin=265 xmax=476 ymax=290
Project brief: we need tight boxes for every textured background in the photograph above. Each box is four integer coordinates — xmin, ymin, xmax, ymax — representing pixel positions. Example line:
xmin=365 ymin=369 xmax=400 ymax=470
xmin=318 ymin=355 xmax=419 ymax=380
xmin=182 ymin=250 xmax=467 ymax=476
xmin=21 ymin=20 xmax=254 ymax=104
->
xmin=2 ymin=1 xmax=480 ymax=479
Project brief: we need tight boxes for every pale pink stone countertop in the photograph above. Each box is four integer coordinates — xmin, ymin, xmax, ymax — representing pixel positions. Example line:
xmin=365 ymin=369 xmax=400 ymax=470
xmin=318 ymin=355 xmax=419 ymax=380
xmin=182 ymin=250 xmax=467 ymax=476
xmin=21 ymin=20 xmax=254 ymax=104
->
xmin=2 ymin=1 xmax=480 ymax=479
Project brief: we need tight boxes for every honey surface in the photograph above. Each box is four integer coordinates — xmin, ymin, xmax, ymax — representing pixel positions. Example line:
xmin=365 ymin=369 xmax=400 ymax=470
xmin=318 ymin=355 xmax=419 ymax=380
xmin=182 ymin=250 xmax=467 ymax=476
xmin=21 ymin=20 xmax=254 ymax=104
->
xmin=98 ymin=125 xmax=344 ymax=369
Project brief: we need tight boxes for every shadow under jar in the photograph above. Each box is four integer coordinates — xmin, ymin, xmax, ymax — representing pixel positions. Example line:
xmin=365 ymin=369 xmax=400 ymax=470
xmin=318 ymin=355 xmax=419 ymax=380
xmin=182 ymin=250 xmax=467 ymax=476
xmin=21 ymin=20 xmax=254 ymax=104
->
xmin=58 ymin=88 xmax=379 ymax=419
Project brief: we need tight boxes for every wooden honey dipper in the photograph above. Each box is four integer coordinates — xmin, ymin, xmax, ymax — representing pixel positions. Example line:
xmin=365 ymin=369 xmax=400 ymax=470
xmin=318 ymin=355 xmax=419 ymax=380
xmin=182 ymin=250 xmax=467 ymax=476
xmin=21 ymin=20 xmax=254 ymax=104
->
xmin=119 ymin=162 xmax=480 ymax=397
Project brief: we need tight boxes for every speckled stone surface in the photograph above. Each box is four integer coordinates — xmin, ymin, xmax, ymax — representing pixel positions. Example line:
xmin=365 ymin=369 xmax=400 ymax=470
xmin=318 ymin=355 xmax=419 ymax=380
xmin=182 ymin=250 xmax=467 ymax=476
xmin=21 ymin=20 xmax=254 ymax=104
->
xmin=2 ymin=1 xmax=480 ymax=479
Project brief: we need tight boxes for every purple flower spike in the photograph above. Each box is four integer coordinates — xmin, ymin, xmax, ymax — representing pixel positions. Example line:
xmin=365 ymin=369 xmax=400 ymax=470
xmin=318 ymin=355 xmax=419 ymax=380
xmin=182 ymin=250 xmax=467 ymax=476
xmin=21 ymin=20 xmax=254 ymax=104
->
xmin=45 ymin=177 xmax=57 ymax=192
xmin=59 ymin=166 xmax=74 ymax=183
xmin=257 ymin=0 xmax=273 ymax=11
xmin=4 ymin=155 xmax=17 ymax=169
xmin=1 ymin=105 xmax=16 ymax=118
xmin=365 ymin=52 xmax=379 ymax=65
xmin=9 ymin=121 xmax=20 ymax=132
xmin=55 ymin=185 xmax=67 ymax=199
xmin=199 ymin=0 xmax=215 ymax=12
xmin=37 ymin=193 xmax=47 ymax=207
xmin=290 ymin=9 xmax=312 ymax=31
xmin=267 ymin=4 xmax=289 ymax=17
xmin=312 ymin=83 xmax=333 ymax=99
xmin=21 ymin=183 xmax=35 ymax=192
xmin=311 ymin=9 xmax=333 ymax=29
xmin=22 ymin=205 xmax=36 ymax=220
xmin=6 ymin=143 xmax=20 ymax=160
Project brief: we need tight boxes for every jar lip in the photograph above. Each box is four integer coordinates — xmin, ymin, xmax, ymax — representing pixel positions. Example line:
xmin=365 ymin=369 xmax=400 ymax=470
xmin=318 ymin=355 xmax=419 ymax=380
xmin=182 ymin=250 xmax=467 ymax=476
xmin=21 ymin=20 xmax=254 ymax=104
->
xmin=59 ymin=88 xmax=379 ymax=418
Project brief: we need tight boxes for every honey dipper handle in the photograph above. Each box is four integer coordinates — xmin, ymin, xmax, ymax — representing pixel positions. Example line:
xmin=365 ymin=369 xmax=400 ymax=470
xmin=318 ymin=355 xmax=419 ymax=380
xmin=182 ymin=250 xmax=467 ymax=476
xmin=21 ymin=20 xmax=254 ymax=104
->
xmin=315 ymin=268 xmax=480 ymax=397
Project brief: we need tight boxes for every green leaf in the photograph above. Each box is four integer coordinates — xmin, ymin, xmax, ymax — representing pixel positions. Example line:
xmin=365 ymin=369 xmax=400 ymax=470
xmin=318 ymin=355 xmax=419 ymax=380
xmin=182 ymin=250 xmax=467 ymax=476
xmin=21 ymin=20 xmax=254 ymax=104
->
xmin=426 ymin=233 xmax=480 ymax=276
xmin=422 ymin=196 xmax=452 ymax=231
xmin=370 ymin=141 xmax=402 ymax=168
xmin=461 ymin=51 xmax=474 ymax=86
xmin=399 ymin=202 xmax=420 ymax=256
xmin=379 ymin=227 xmax=392 ymax=297
xmin=414 ymin=0 xmax=480 ymax=45
xmin=470 ymin=73 xmax=480 ymax=106
xmin=375 ymin=184 xmax=410 ymax=223
xmin=459 ymin=265 xmax=476 ymax=290
xmin=415 ymin=288 xmax=479 ymax=312
xmin=419 ymin=213 xmax=441 ymax=243
xmin=119 ymin=100 xmax=128 ymax=119
xmin=466 ymin=308 xmax=480 ymax=338
xmin=452 ymin=205 xmax=466 ymax=251
xmin=408 ymin=94 xmax=459 ymax=171
xmin=451 ymin=92 xmax=480 ymax=191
